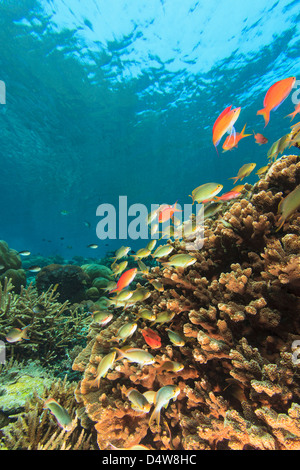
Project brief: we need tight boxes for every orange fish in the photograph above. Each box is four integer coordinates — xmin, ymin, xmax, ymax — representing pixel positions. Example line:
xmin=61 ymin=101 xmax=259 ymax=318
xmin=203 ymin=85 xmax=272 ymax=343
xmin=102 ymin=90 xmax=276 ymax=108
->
xmin=222 ymin=124 xmax=251 ymax=152
xmin=140 ymin=328 xmax=161 ymax=349
xmin=257 ymin=77 xmax=296 ymax=127
xmin=215 ymin=190 xmax=241 ymax=202
xmin=253 ymin=132 xmax=268 ymax=145
xmin=212 ymin=105 xmax=241 ymax=153
xmin=286 ymin=102 xmax=300 ymax=121
xmin=158 ymin=202 xmax=181 ymax=223
xmin=109 ymin=268 xmax=137 ymax=293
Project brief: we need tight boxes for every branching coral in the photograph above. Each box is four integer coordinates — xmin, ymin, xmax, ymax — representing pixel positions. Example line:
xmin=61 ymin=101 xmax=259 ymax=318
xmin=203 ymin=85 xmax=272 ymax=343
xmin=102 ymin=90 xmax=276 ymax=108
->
xmin=0 ymin=280 xmax=90 ymax=365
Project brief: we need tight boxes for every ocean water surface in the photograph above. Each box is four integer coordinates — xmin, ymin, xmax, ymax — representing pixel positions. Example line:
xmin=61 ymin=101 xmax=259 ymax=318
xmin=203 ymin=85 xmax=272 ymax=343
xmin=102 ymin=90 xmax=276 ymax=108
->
xmin=0 ymin=0 xmax=299 ymax=258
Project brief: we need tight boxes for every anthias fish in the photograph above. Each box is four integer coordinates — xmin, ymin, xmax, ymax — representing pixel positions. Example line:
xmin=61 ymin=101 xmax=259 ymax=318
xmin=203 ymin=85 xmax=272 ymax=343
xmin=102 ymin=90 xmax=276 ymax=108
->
xmin=253 ymin=132 xmax=268 ymax=145
xmin=114 ymin=347 xmax=155 ymax=365
xmin=157 ymin=202 xmax=181 ymax=223
xmin=127 ymin=389 xmax=151 ymax=413
xmin=276 ymin=185 xmax=300 ymax=231
xmin=140 ymin=328 xmax=161 ymax=349
xmin=189 ymin=182 xmax=223 ymax=204
xmin=212 ymin=105 xmax=241 ymax=152
xmin=222 ymin=124 xmax=251 ymax=152
xmin=109 ymin=268 xmax=137 ymax=293
xmin=257 ymin=76 xmax=296 ymax=126
xmin=229 ymin=163 xmax=256 ymax=184
xmin=6 ymin=325 xmax=30 ymax=343
xmin=92 ymin=351 xmax=117 ymax=388
xmin=43 ymin=398 xmax=73 ymax=431
xmin=149 ymin=385 xmax=180 ymax=426
xmin=161 ymin=253 xmax=197 ymax=268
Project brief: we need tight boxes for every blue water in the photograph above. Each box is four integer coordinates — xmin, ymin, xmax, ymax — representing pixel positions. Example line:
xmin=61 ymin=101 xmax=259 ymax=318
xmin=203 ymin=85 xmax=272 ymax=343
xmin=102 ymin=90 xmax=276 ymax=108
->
xmin=0 ymin=0 xmax=299 ymax=259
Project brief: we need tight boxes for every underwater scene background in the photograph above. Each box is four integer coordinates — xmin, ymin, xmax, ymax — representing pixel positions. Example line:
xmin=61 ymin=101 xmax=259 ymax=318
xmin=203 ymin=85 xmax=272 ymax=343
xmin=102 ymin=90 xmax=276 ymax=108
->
xmin=0 ymin=0 xmax=300 ymax=451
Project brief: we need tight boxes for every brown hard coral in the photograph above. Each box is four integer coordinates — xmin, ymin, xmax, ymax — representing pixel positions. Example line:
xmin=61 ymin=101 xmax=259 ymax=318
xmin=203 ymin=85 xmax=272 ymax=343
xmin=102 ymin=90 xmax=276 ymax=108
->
xmin=71 ymin=154 xmax=300 ymax=450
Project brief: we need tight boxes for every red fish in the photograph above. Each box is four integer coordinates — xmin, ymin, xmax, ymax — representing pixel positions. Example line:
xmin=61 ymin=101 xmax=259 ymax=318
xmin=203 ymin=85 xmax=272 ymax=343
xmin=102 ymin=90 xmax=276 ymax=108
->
xmin=212 ymin=105 xmax=241 ymax=153
xmin=140 ymin=328 xmax=161 ymax=349
xmin=257 ymin=77 xmax=296 ymax=127
xmin=286 ymin=102 xmax=300 ymax=121
xmin=215 ymin=190 xmax=241 ymax=202
xmin=253 ymin=132 xmax=268 ymax=145
xmin=158 ymin=202 xmax=181 ymax=223
xmin=109 ymin=268 xmax=137 ymax=293
xmin=222 ymin=124 xmax=251 ymax=152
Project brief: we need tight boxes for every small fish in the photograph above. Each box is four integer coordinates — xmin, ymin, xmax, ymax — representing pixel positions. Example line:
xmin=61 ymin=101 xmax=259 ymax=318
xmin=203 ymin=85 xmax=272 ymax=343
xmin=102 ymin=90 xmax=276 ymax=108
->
xmin=257 ymin=76 xmax=296 ymax=126
xmin=276 ymin=185 xmax=300 ymax=231
xmin=92 ymin=351 xmax=117 ymax=388
xmin=131 ymin=248 xmax=151 ymax=261
xmin=111 ymin=246 xmax=131 ymax=265
xmin=212 ymin=105 xmax=241 ymax=153
xmin=146 ymin=240 xmax=157 ymax=251
xmin=43 ymin=398 xmax=73 ymax=431
xmin=156 ymin=361 xmax=184 ymax=373
xmin=109 ymin=268 xmax=137 ymax=294
xmin=149 ymin=279 xmax=164 ymax=292
xmin=87 ymin=244 xmax=98 ymax=249
xmin=253 ymin=132 xmax=268 ymax=145
xmin=6 ymin=325 xmax=30 ymax=343
xmin=166 ymin=329 xmax=185 ymax=347
xmin=151 ymin=244 xmax=174 ymax=258
xmin=111 ymin=260 xmax=128 ymax=276
xmin=110 ymin=322 xmax=137 ymax=343
xmin=102 ymin=280 xmax=118 ymax=292
xmin=204 ymin=202 xmax=223 ymax=218
xmin=229 ymin=163 xmax=256 ymax=184
xmin=286 ymin=102 xmax=300 ymax=121
xmin=0 ymin=264 xmax=5 ymax=270
xmin=60 ymin=210 xmax=69 ymax=216
xmin=189 ymin=183 xmax=223 ymax=205
xmin=140 ymin=328 xmax=161 ymax=349
xmin=149 ymin=385 xmax=180 ymax=426
xmin=27 ymin=265 xmax=41 ymax=273
xmin=92 ymin=311 xmax=113 ymax=325
xmin=124 ymin=287 xmax=151 ymax=306
xmin=83 ymin=221 xmax=91 ymax=228
xmin=137 ymin=259 xmax=150 ymax=274
xmin=150 ymin=223 xmax=159 ymax=236
xmin=18 ymin=250 xmax=31 ymax=256
xmin=256 ymin=165 xmax=269 ymax=176
xmin=127 ymin=389 xmax=151 ymax=413
xmin=222 ymin=124 xmax=251 ymax=152
xmin=32 ymin=303 xmax=46 ymax=314
xmin=151 ymin=310 xmax=175 ymax=326
xmin=161 ymin=253 xmax=197 ymax=269
xmin=110 ymin=290 xmax=133 ymax=303
xmin=134 ymin=308 xmax=156 ymax=321
xmin=158 ymin=202 xmax=181 ymax=223
xmin=114 ymin=347 xmax=155 ymax=365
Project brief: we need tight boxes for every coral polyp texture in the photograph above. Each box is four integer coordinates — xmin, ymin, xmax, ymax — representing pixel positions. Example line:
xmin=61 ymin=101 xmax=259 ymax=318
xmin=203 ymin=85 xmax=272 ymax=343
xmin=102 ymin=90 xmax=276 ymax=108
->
xmin=72 ymin=154 xmax=300 ymax=450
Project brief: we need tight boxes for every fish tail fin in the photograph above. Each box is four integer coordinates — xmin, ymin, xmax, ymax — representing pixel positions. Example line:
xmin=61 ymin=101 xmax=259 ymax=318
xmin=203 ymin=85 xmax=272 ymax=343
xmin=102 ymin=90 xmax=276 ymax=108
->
xmin=21 ymin=325 xmax=30 ymax=340
xmin=229 ymin=176 xmax=238 ymax=185
xmin=240 ymin=124 xmax=252 ymax=138
xmin=285 ymin=111 xmax=295 ymax=121
xmin=149 ymin=406 xmax=161 ymax=427
xmin=257 ymin=108 xmax=270 ymax=127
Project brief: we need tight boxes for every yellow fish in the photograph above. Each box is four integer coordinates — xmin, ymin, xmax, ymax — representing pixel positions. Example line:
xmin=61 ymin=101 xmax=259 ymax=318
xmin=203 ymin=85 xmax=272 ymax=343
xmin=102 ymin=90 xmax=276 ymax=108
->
xmin=92 ymin=351 xmax=117 ymax=388
xmin=134 ymin=308 xmax=156 ymax=321
xmin=151 ymin=310 xmax=175 ymax=326
xmin=229 ymin=163 xmax=256 ymax=184
xmin=132 ymin=248 xmax=151 ymax=260
xmin=137 ymin=259 xmax=150 ymax=274
xmin=111 ymin=246 xmax=131 ymax=265
xmin=189 ymin=183 xmax=223 ymax=204
xmin=256 ymin=165 xmax=269 ymax=176
xmin=166 ymin=329 xmax=185 ymax=347
xmin=114 ymin=347 xmax=155 ymax=365
xmin=127 ymin=389 xmax=151 ymax=413
xmin=149 ymin=385 xmax=180 ymax=426
xmin=92 ymin=311 xmax=113 ymax=325
xmin=146 ymin=240 xmax=157 ymax=251
xmin=110 ymin=322 xmax=137 ymax=343
xmin=43 ymin=398 xmax=73 ymax=431
xmin=111 ymin=260 xmax=128 ymax=276
xmin=149 ymin=279 xmax=164 ymax=292
xmin=276 ymin=185 xmax=300 ymax=231
xmin=161 ymin=253 xmax=197 ymax=269
xmin=151 ymin=244 xmax=174 ymax=258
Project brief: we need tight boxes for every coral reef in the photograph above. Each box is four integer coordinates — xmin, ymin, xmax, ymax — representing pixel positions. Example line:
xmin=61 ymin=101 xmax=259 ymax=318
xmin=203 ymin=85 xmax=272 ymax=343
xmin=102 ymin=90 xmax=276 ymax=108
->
xmin=0 ymin=279 xmax=90 ymax=366
xmin=36 ymin=264 xmax=91 ymax=303
xmin=0 ymin=375 xmax=97 ymax=450
xmin=72 ymin=154 xmax=300 ymax=450
xmin=0 ymin=241 xmax=26 ymax=293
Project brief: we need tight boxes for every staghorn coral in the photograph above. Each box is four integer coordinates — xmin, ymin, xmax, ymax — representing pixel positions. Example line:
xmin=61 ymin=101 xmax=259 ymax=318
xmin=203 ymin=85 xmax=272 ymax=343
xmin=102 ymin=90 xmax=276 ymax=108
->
xmin=0 ymin=280 xmax=90 ymax=365
xmin=0 ymin=375 xmax=97 ymax=450
xmin=72 ymin=154 xmax=300 ymax=450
